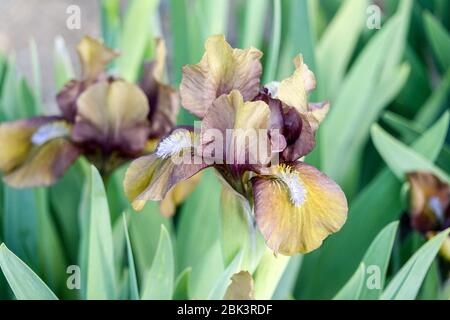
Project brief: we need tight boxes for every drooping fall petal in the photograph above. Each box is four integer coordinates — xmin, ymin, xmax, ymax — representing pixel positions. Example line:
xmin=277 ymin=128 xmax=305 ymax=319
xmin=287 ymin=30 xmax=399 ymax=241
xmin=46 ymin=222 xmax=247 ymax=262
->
xmin=72 ymin=80 xmax=150 ymax=156
xmin=0 ymin=117 xmax=80 ymax=188
xmin=180 ymin=35 xmax=263 ymax=118
xmin=77 ymin=36 xmax=118 ymax=80
xmin=251 ymin=162 xmax=348 ymax=255
xmin=4 ymin=138 xmax=81 ymax=188
xmin=124 ymin=128 xmax=208 ymax=211
xmin=159 ymin=173 xmax=202 ymax=217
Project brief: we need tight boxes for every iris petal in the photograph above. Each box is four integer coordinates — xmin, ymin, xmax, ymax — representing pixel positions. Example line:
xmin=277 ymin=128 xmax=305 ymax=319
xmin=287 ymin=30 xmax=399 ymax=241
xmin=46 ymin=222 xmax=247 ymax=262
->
xmin=180 ymin=35 xmax=263 ymax=118
xmin=277 ymin=55 xmax=315 ymax=113
xmin=4 ymin=138 xmax=81 ymax=188
xmin=159 ymin=173 xmax=202 ymax=217
xmin=76 ymin=36 xmax=118 ymax=80
xmin=124 ymin=129 xmax=208 ymax=211
xmin=72 ymin=80 xmax=150 ymax=156
xmin=251 ymin=162 xmax=347 ymax=255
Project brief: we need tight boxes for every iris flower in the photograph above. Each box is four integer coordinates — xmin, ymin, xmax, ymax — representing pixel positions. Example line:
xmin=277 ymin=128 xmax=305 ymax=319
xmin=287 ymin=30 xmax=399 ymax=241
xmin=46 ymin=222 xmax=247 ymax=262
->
xmin=0 ymin=37 xmax=179 ymax=188
xmin=407 ymin=172 xmax=450 ymax=261
xmin=124 ymin=35 xmax=348 ymax=256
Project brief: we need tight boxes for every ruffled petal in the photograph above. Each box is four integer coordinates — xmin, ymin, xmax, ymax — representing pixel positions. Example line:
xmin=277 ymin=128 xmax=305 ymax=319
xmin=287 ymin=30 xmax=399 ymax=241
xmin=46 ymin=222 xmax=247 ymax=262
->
xmin=72 ymin=80 xmax=150 ymax=156
xmin=277 ymin=55 xmax=316 ymax=113
xmin=251 ymin=162 xmax=348 ymax=255
xmin=180 ymin=35 xmax=262 ymax=118
xmin=124 ymin=128 xmax=208 ymax=211
xmin=76 ymin=36 xmax=118 ymax=80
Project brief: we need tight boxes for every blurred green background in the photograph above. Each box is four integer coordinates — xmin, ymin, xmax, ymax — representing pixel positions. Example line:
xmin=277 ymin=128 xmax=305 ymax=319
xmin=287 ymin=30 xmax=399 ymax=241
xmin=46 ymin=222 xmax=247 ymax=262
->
xmin=0 ymin=0 xmax=449 ymax=300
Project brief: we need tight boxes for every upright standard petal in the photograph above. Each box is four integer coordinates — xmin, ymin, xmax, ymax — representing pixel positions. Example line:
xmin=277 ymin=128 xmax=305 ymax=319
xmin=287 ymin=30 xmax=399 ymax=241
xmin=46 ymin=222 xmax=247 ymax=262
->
xmin=180 ymin=35 xmax=262 ymax=118
xmin=251 ymin=163 xmax=348 ymax=255
xmin=140 ymin=40 xmax=180 ymax=140
xmin=77 ymin=36 xmax=118 ymax=80
xmin=124 ymin=128 xmax=208 ymax=211
xmin=201 ymin=90 xmax=270 ymax=166
xmin=276 ymin=55 xmax=315 ymax=113
xmin=72 ymin=80 xmax=150 ymax=156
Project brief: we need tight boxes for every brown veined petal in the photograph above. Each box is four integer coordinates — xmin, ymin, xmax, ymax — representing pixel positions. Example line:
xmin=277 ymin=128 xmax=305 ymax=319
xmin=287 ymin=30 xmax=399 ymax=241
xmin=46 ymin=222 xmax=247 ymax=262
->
xmin=124 ymin=128 xmax=208 ymax=211
xmin=224 ymin=271 xmax=255 ymax=300
xmin=277 ymin=55 xmax=316 ymax=113
xmin=159 ymin=172 xmax=202 ymax=217
xmin=77 ymin=36 xmax=118 ymax=80
xmin=72 ymin=80 xmax=150 ymax=156
xmin=251 ymin=162 xmax=348 ymax=255
xmin=180 ymin=35 xmax=263 ymax=118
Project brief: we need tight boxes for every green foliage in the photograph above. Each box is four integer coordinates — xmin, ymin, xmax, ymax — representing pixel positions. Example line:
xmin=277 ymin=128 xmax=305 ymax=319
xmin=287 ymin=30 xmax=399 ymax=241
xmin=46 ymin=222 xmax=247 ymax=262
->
xmin=141 ymin=225 xmax=174 ymax=300
xmin=0 ymin=244 xmax=58 ymax=300
xmin=381 ymin=229 xmax=450 ymax=300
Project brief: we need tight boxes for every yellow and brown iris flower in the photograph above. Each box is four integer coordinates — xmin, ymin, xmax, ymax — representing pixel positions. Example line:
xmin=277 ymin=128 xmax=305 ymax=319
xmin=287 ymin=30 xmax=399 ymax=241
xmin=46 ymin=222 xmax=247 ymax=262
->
xmin=124 ymin=35 xmax=348 ymax=256
xmin=0 ymin=36 xmax=179 ymax=190
xmin=407 ymin=172 xmax=450 ymax=261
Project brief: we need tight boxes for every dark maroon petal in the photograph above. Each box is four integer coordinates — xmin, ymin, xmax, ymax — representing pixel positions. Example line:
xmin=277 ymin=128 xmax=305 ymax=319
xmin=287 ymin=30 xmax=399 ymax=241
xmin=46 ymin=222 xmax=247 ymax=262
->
xmin=56 ymin=80 xmax=85 ymax=122
xmin=282 ymin=113 xmax=315 ymax=161
xmin=71 ymin=119 xmax=150 ymax=158
xmin=283 ymin=107 xmax=302 ymax=145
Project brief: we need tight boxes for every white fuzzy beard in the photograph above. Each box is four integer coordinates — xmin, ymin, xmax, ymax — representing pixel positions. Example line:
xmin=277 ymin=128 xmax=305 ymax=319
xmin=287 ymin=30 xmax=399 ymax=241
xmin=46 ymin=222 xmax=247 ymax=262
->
xmin=156 ymin=131 xmax=193 ymax=158
xmin=31 ymin=122 xmax=70 ymax=145
xmin=278 ymin=169 xmax=307 ymax=207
